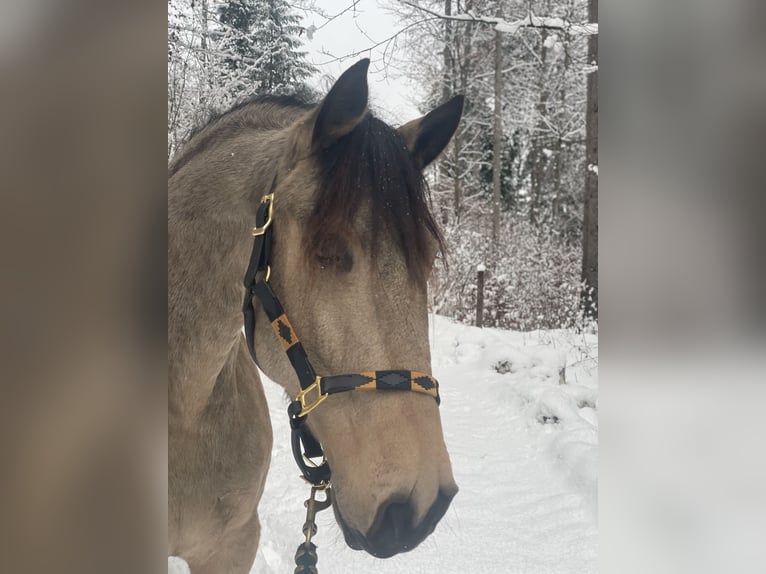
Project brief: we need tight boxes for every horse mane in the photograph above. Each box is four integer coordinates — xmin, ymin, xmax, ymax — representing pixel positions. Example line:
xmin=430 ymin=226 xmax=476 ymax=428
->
xmin=171 ymin=96 xmax=443 ymax=283
xmin=307 ymin=113 xmax=443 ymax=285
xmin=169 ymin=94 xmax=315 ymax=178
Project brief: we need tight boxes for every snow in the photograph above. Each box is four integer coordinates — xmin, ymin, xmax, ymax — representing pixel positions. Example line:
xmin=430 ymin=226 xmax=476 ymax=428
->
xmin=170 ymin=315 xmax=598 ymax=573
xmin=543 ymin=33 xmax=562 ymax=52
xmin=168 ymin=556 xmax=190 ymax=574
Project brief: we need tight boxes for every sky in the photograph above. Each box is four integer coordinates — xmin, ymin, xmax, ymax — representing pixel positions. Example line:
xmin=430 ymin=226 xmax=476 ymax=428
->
xmin=298 ymin=0 xmax=423 ymax=125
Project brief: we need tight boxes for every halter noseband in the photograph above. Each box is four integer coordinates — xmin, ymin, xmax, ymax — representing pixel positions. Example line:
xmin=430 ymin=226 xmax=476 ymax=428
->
xmin=242 ymin=184 xmax=441 ymax=487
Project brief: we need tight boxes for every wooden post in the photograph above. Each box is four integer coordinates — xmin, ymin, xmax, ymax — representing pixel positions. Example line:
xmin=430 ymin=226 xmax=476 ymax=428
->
xmin=476 ymin=264 xmax=485 ymax=327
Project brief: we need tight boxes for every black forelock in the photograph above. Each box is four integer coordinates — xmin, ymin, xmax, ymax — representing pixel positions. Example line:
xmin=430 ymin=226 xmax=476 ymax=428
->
xmin=304 ymin=113 xmax=443 ymax=283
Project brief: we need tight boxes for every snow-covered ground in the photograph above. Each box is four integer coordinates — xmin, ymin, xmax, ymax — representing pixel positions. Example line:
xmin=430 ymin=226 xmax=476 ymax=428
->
xmin=171 ymin=315 xmax=598 ymax=573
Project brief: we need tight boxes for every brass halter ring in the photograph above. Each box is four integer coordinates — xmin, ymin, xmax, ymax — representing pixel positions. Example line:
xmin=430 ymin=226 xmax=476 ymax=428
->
xmin=251 ymin=193 xmax=274 ymax=236
xmin=295 ymin=377 xmax=328 ymax=417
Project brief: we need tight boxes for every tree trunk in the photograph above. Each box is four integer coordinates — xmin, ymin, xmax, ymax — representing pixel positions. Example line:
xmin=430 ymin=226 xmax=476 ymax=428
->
xmin=439 ymin=0 xmax=453 ymax=224
xmin=199 ymin=0 xmax=210 ymax=113
xmin=452 ymin=0 xmax=474 ymax=222
xmin=442 ymin=0 xmax=452 ymax=103
xmin=491 ymin=23 xmax=502 ymax=246
xmin=453 ymin=131 xmax=462 ymax=220
xmin=476 ymin=268 xmax=485 ymax=328
xmin=530 ymin=30 xmax=550 ymax=228
xmin=581 ymin=0 xmax=599 ymax=320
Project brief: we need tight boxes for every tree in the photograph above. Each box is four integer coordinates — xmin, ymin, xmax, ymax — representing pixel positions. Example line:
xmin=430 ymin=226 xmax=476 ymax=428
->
xmin=218 ymin=0 xmax=315 ymax=97
xmin=167 ymin=0 xmax=317 ymax=158
xmin=491 ymin=11 xmax=503 ymax=245
xmin=389 ymin=0 xmax=598 ymax=329
xmin=581 ymin=0 xmax=598 ymax=320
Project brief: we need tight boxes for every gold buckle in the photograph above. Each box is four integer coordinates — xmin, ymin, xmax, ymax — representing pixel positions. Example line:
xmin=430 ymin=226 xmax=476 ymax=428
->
xmin=296 ymin=377 xmax=328 ymax=417
xmin=252 ymin=193 xmax=275 ymax=236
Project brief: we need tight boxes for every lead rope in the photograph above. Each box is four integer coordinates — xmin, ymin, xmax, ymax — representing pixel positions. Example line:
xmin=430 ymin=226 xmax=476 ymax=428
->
xmin=294 ymin=485 xmax=332 ymax=574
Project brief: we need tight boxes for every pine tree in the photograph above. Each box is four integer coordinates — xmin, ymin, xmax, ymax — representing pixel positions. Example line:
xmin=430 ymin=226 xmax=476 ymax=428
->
xmin=167 ymin=0 xmax=318 ymax=157
xmin=217 ymin=0 xmax=315 ymax=98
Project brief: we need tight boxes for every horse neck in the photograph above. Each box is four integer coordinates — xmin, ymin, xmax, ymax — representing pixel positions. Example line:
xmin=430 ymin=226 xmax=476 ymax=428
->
xmin=168 ymin=130 xmax=285 ymax=419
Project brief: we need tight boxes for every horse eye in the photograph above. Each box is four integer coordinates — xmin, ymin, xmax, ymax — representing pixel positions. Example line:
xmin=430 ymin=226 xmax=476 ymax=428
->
xmin=316 ymin=254 xmax=336 ymax=268
xmin=317 ymin=249 xmax=353 ymax=273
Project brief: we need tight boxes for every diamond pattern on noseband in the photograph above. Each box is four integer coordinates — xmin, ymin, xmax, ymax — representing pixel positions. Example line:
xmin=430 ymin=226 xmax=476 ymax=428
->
xmin=413 ymin=375 xmax=437 ymax=391
xmin=377 ymin=371 xmax=410 ymax=390
xmin=278 ymin=320 xmax=293 ymax=344
xmin=271 ymin=314 xmax=298 ymax=351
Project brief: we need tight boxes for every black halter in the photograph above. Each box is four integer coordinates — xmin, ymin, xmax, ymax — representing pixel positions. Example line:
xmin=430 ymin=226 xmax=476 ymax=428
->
xmin=242 ymin=183 xmax=441 ymax=486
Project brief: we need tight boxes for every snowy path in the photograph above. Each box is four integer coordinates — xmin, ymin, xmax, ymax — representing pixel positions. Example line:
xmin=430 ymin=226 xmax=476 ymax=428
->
xmin=251 ymin=316 xmax=598 ymax=573
xmin=171 ymin=316 xmax=598 ymax=573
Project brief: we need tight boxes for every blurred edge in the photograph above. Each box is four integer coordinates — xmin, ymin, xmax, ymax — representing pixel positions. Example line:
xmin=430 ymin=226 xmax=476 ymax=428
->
xmin=0 ymin=0 xmax=764 ymax=573
xmin=601 ymin=0 xmax=766 ymax=573
xmin=0 ymin=1 xmax=166 ymax=573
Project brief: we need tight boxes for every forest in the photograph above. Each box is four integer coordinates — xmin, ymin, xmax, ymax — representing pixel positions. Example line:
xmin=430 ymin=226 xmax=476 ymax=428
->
xmin=168 ymin=0 xmax=598 ymax=331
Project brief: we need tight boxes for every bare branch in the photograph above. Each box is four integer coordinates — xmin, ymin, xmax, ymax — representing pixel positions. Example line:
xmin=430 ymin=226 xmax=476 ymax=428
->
xmin=314 ymin=16 xmax=436 ymax=65
xmin=291 ymin=0 xmax=362 ymax=33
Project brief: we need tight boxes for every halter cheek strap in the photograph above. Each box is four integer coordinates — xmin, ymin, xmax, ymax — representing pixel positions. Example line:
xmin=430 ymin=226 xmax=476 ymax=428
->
xmin=242 ymin=185 xmax=441 ymax=486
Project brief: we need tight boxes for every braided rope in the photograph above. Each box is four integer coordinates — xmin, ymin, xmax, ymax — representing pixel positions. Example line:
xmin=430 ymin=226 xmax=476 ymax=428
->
xmin=294 ymin=541 xmax=318 ymax=574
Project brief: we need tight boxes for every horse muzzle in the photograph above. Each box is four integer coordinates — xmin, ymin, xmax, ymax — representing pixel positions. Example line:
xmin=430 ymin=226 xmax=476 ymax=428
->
xmin=335 ymin=487 xmax=457 ymax=558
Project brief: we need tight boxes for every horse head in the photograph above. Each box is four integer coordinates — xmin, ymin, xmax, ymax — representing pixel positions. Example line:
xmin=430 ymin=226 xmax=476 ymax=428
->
xmin=254 ymin=59 xmax=464 ymax=558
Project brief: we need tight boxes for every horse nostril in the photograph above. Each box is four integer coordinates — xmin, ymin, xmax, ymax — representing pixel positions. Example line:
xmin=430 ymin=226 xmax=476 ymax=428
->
xmin=363 ymin=490 xmax=455 ymax=557
xmin=381 ymin=501 xmax=412 ymax=539
xmin=366 ymin=499 xmax=414 ymax=557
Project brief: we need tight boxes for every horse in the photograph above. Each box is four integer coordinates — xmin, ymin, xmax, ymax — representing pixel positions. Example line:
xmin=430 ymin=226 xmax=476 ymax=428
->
xmin=168 ymin=58 xmax=464 ymax=573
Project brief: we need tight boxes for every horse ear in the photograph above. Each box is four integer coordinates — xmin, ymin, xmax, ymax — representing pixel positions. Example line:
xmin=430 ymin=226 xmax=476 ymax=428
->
xmin=398 ymin=95 xmax=464 ymax=169
xmin=312 ymin=59 xmax=370 ymax=149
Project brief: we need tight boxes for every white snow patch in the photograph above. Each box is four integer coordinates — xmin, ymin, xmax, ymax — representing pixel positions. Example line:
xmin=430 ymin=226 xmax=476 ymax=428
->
xmin=168 ymin=556 xmax=190 ymax=574
xmin=544 ymin=33 xmax=559 ymax=49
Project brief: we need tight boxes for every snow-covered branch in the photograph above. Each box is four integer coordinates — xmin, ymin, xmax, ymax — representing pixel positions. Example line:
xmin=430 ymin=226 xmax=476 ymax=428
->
xmin=399 ymin=1 xmax=598 ymax=36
